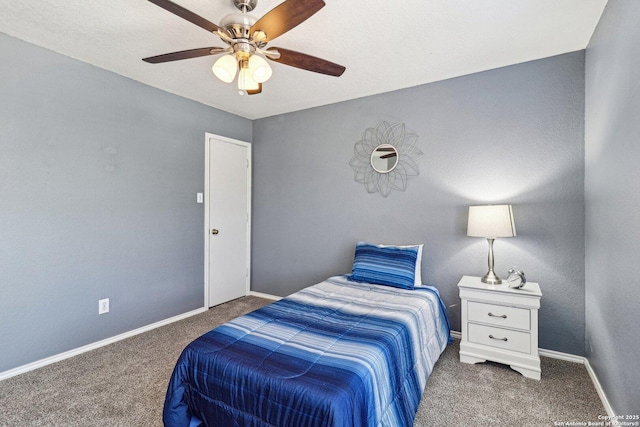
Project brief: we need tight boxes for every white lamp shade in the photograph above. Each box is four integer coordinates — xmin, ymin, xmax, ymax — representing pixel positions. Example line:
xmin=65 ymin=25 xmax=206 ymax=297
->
xmin=248 ymin=54 xmax=272 ymax=83
xmin=467 ymin=205 xmax=516 ymax=238
xmin=212 ymin=55 xmax=238 ymax=83
xmin=237 ymin=67 xmax=259 ymax=91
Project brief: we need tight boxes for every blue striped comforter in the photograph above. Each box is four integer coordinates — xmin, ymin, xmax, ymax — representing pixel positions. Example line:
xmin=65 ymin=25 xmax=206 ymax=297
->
xmin=163 ymin=276 xmax=451 ymax=427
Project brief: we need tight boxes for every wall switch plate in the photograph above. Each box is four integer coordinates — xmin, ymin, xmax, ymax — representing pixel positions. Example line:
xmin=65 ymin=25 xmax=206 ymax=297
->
xmin=99 ymin=298 xmax=109 ymax=314
xmin=197 ymin=193 xmax=204 ymax=204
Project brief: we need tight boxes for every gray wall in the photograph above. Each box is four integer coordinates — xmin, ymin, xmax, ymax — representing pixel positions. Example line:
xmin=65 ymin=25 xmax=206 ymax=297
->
xmin=253 ymin=52 xmax=586 ymax=355
xmin=585 ymin=0 xmax=640 ymax=415
xmin=0 ymin=33 xmax=252 ymax=372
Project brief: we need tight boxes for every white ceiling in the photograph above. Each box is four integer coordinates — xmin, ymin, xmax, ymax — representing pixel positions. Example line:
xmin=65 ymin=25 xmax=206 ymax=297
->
xmin=0 ymin=0 xmax=607 ymax=120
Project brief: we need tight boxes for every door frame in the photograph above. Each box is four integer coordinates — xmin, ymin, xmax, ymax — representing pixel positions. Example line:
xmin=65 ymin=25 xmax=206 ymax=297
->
xmin=203 ymin=132 xmax=252 ymax=308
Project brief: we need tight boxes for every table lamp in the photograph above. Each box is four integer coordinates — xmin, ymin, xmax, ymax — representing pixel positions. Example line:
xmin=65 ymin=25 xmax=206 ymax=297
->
xmin=467 ymin=205 xmax=516 ymax=284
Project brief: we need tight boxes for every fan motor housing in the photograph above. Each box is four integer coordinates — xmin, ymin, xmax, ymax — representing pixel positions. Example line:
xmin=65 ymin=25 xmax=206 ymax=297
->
xmin=220 ymin=11 xmax=256 ymax=39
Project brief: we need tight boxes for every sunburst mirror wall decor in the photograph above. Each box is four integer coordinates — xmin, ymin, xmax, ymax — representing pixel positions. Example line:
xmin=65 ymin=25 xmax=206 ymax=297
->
xmin=349 ymin=121 xmax=422 ymax=197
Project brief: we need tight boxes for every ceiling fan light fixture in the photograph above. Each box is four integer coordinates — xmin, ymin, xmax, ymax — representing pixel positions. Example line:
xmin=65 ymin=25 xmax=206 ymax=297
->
xmin=248 ymin=54 xmax=272 ymax=83
xmin=212 ymin=54 xmax=238 ymax=83
xmin=145 ymin=0 xmax=345 ymax=95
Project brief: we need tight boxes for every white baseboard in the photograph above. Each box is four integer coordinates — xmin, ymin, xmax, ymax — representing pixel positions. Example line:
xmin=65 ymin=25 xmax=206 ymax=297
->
xmin=0 ymin=307 xmax=207 ymax=382
xmin=583 ymin=358 xmax=615 ymax=417
xmin=451 ymin=330 xmax=614 ymax=416
xmin=250 ymin=291 xmax=282 ymax=301
xmin=538 ymin=347 xmax=584 ymax=364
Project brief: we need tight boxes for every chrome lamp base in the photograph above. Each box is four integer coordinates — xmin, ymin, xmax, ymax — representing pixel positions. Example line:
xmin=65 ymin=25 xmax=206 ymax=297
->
xmin=481 ymin=270 xmax=502 ymax=284
xmin=481 ymin=238 xmax=502 ymax=284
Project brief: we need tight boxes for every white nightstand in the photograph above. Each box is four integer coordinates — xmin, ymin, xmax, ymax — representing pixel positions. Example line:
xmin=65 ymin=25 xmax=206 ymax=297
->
xmin=458 ymin=275 xmax=542 ymax=380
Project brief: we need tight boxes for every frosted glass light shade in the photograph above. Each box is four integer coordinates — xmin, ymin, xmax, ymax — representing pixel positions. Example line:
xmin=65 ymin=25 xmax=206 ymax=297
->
xmin=237 ymin=67 xmax=259 ymax=91
xmin=467 ymin=205 xmax=516 ymax=238
xmin=212 ymin=55 xmax=238 ymax=83
xmin=248 ymin=54 xmax=272 ymax=83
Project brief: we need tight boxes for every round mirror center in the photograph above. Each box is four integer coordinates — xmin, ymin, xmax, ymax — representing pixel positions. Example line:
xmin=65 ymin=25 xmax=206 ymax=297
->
xmin=370 ymin=144 xmax=399 ymax=173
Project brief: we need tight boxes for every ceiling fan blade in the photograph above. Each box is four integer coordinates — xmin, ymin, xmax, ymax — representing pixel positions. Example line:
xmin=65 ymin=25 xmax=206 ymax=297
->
xmin=142 ymin=47 xmax=228 ymax=63
xmin=251 ymin=0 xmax=325 ymax=43
xmin=148 ymin=0 xmax=221 ymax=33
xmin=247 ymin=83 xmax=263 ymax=95
xmin=380 ymin=153 xmax=398 ymax=159
xmin=268 ymin=47 xmax=345 ymax=77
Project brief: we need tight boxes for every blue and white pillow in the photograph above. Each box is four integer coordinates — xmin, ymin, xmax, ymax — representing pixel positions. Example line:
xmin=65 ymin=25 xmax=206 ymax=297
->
xmin=349 ymin=242 xmax=422 ymax=290
xmin=380 ymin=243 xmax=424 ymax=286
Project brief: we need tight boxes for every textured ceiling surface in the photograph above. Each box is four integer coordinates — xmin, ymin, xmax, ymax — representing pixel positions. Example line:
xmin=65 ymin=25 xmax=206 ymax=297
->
xmin=0 ymin=0 xmax=607 ymax=119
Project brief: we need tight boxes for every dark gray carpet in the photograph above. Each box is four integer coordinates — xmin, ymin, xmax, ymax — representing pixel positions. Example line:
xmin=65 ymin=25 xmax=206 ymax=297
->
xmin=0 ymin=296 xmax=605 ymax=426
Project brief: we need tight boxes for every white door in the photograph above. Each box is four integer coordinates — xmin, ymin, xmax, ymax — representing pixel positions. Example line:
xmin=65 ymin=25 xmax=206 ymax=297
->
xmin=205 ymin=134 xmax=251 ymax=307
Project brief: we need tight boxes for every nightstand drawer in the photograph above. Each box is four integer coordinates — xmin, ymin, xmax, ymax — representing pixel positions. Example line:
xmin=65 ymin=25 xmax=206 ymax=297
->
xmin=467 ymin=301 xmax=530 ymax=330
xmin=468 ymin=323 xmax=531 ymax=354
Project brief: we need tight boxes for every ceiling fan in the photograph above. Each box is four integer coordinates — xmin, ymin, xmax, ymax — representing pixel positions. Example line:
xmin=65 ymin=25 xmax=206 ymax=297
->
xmin=142 ymin=0 xmax=346 ymax=95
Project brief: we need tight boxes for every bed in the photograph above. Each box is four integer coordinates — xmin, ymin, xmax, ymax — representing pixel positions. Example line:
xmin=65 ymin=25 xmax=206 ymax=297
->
xmin=163 ymin=243 xmax=451 ymax=427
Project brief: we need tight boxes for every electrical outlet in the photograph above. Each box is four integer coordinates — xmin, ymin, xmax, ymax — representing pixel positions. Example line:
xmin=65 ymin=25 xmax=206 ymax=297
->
xmin=99 ymin=298 xmax=109 ymax=315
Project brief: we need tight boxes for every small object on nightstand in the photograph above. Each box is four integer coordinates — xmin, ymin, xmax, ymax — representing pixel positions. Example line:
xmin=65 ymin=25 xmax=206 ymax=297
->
xmin=506 ymin=268 xmax=526 ymax=289
xmin=458 ymin=275 xmax=542 ymax=380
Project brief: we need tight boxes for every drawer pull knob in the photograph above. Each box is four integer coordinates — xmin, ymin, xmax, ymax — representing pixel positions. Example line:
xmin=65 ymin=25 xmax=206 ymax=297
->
xmin=489 ymin=334 xmax=508 ymax=342
xmin=488 ymin=312 xmax=507 ymax=319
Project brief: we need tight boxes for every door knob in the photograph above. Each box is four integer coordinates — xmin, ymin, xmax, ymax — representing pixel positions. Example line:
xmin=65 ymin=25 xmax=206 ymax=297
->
xmin=211 ymin=229 xmax=219 ymax=235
